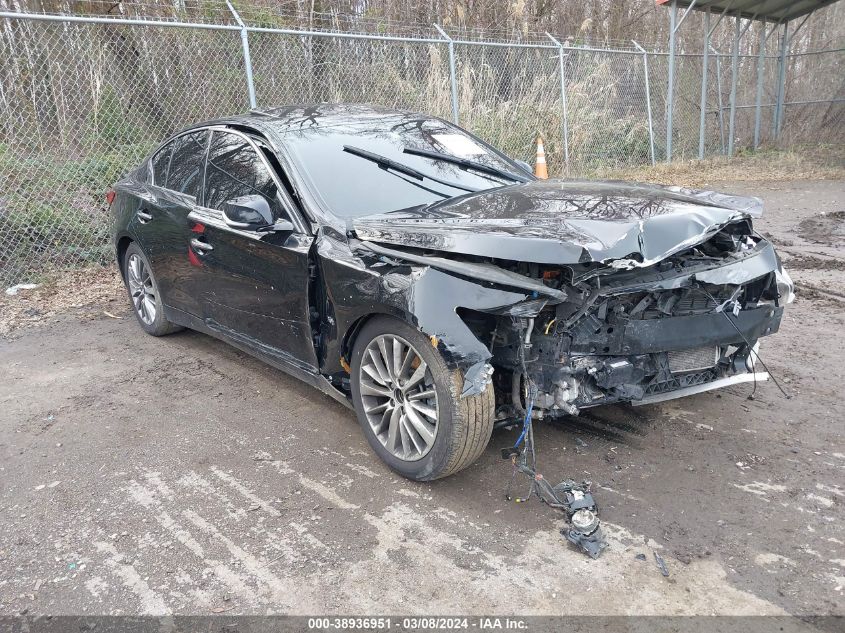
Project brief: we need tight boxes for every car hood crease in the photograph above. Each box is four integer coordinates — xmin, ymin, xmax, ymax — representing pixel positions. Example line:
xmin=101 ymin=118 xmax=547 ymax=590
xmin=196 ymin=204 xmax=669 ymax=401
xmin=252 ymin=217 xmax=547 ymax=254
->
xmin=352 ymin=180 xmax=763 ymax=266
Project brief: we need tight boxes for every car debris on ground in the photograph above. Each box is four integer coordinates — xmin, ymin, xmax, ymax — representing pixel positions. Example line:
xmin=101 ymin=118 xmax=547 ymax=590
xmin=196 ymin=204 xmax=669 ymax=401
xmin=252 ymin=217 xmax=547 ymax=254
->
xmin=5 ymin=283 xmax=39 ymax=296
xmin=502 ymin=397 xmax=608 ymax=559
xmin=654 ymin=551 xmax=670 ymax=577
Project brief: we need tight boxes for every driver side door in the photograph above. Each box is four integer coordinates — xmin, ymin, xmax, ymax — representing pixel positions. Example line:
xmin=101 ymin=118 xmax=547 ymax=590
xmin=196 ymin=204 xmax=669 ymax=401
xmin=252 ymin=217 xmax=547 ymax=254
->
xmin=187 ymin=129 xmax=318 ymax=373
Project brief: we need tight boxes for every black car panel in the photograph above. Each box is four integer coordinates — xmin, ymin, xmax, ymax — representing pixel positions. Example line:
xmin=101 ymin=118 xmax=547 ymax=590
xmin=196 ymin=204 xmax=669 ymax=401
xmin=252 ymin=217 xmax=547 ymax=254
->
xmin=188 ymin=208 xmax=318 ymax=373
xmin=136 ymin=130 xmax=210 ymax=318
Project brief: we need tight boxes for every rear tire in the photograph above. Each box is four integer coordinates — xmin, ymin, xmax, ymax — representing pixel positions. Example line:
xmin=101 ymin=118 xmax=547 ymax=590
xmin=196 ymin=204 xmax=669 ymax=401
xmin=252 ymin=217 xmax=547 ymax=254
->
xmin=350 ymin=316 xmax=494 ymax=481
xmin=122 ymin=242 xmax=183 ymax=337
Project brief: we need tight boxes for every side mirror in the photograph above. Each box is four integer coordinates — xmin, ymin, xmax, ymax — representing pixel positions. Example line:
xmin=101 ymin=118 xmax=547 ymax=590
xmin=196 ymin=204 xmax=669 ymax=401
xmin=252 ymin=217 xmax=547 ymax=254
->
xmin=266 ymin=218 xmax=295 ymax=232
xmin=221 ymin=194 xmax=274 ymax=230
xmin=514 ymin=159 xmax=533 ymax=176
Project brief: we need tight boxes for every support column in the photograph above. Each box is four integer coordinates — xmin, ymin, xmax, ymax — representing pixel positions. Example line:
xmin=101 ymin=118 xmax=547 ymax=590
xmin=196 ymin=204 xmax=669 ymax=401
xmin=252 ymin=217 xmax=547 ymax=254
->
xmin=774 ymin=22 xmax=789 ymax=139
xmin=753 ymin=21 xmax=768 ymax=148
xmin=633 ymin=40 xmax=655 ymax=166
xmin=714 ymin=51 xmax=726 ymax=153
xmin=727 ymin=15 xmax=741 ymax=156
xmin=698 ymin=8 xmax=711 ymax=159
xmin=226 ymin=0 xmax=256 ymax=109
xmin=547 ymin=34 xmax=570 ymax=176
xmin=435 ymin=24 xmax=460 ymax=124
xmin=666 ymin=0 xmax=678 ymax=162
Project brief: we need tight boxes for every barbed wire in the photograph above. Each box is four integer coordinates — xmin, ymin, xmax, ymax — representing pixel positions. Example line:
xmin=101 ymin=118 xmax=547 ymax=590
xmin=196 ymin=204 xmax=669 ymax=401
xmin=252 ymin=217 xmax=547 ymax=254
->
xmin=1 ymin=1 xmax=842 ymax=54
xmin=0 ymin=1 xmax=743 ymax=52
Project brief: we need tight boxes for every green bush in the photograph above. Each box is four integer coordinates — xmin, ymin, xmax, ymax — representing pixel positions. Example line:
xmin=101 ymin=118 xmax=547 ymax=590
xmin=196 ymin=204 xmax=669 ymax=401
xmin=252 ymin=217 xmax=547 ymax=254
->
xmin=0 ymin=145 xmax=151 ymax=282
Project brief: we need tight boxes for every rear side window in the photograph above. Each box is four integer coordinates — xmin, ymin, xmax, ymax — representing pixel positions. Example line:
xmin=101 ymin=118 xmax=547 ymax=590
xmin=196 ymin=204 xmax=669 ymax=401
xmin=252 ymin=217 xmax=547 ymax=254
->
xmin=150 ymin=146 xmax=171 ymax=186
xmin=204 ymin=131 xmax=284 ymax=218
xmin=165 ymin=131 xmax=208 ymax=199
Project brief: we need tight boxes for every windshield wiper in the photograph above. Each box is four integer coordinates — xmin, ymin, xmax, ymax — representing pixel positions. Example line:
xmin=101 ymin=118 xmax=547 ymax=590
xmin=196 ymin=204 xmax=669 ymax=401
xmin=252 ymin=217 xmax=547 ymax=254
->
xmin=402 ymin=147 xmax=529 ymax=183
xmin=342 ymin=145 xmax=479 ymax=193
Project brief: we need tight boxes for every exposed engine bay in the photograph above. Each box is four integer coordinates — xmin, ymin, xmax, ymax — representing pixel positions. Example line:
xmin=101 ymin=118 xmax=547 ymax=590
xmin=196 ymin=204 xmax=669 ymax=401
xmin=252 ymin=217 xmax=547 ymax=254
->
xmin=347 ymin=179 xmax=795 ymax=432
xmin=373 ymin=217 xmax=793 ymax=422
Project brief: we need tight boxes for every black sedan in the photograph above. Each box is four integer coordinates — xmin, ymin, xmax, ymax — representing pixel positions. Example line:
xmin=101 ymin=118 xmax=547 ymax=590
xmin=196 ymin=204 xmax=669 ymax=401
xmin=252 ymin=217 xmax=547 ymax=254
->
xmin=109 ymin=104 xmax=793 ymax=481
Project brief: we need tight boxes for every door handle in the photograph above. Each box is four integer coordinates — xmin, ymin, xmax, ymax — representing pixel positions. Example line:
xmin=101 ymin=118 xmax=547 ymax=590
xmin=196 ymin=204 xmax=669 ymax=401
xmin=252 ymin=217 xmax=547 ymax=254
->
xmin=190 ymin=238 xmax=213 ymax=253
xmin=137 ymin=209 xmax=153 ymax=223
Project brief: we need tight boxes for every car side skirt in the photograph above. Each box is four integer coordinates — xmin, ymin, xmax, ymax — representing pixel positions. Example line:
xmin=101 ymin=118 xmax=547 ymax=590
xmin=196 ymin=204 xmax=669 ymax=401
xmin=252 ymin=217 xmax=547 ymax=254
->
xmin=163 ymin=305 xmax=354 ymax=410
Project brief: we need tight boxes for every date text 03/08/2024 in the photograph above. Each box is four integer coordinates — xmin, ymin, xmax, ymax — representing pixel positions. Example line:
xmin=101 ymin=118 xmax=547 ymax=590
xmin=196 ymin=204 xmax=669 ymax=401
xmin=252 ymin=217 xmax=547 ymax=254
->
xmin=307 ymin=617 xmax=529 ymax=630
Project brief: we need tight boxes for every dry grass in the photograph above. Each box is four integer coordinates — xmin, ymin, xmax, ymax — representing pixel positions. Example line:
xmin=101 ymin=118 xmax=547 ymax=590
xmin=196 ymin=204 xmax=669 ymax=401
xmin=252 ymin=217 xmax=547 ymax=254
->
xmin=0 ymin=266 xmax=125 ymax=339
xmin=590 ymin=146 xmax=845 ymax=188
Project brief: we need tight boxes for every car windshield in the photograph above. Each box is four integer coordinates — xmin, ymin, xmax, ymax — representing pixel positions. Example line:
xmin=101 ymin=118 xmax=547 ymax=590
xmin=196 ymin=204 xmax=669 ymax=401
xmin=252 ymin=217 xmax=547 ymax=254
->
xmin=281 ymin=117 xmax=526 ymax=219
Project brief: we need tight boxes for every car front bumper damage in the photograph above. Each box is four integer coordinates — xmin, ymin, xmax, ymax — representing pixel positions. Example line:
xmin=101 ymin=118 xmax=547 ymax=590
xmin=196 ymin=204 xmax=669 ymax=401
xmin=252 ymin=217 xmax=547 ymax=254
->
xmin=355 ymin=231 xmax=792 ymax=418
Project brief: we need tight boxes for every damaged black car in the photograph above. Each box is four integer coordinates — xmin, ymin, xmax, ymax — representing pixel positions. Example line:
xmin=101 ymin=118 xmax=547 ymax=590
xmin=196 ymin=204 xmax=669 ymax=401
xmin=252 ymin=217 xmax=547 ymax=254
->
xmin=109 ymin=104 xmax=794 ymax=481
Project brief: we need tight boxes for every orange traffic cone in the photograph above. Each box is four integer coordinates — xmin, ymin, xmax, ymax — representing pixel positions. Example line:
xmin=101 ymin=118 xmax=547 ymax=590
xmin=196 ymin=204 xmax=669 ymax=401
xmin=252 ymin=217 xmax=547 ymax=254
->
xmin=534 ymin=134 xmax=548 ymax=179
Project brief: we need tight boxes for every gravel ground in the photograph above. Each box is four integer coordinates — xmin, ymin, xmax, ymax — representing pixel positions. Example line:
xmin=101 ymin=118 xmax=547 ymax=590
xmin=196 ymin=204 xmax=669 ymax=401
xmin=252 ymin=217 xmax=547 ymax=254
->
xmin=0 ymin=180 xmax=843 ymax=618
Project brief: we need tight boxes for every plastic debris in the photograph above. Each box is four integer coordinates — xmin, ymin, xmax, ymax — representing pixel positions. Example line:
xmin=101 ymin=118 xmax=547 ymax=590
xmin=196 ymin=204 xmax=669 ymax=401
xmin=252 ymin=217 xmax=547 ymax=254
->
xmin=505 ymin=455 xmax=608 ymax=559
xmin=5 ymin=283 xmax=39 ymax=296
xmin=557 ymin=481 xmax=608 ymax=559
xmin=654 ymin=551 xmax=670 ymax=577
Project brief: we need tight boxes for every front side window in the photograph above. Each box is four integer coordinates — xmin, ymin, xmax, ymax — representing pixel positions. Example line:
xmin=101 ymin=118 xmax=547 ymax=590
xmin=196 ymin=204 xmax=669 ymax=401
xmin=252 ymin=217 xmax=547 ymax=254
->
xmin=204 ymin=132 xmax=285 ymax=219
xmin=165 ymin=131 xmax=209 ymax=199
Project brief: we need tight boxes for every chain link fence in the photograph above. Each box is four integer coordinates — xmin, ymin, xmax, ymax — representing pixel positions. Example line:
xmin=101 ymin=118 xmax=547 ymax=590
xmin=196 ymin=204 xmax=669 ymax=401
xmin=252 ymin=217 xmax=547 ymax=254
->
xmin=781 ymin=49 xmax=845 ymax=145
xmin=0 ymin=10 xmax=842 ymax=284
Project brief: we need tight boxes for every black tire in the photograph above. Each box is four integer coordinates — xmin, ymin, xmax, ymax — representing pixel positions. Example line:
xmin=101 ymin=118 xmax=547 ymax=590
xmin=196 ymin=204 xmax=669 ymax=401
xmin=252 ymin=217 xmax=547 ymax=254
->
xmin=122 ymin=242 xmax=183 ymax=337
xmin=350 ymin=315 xmax=494 ymax=481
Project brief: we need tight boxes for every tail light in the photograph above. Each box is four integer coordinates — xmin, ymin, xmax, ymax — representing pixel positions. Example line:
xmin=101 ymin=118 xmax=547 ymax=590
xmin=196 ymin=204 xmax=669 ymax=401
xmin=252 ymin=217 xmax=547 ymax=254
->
xmin=105 ymin=190 xmax=116 ymax=206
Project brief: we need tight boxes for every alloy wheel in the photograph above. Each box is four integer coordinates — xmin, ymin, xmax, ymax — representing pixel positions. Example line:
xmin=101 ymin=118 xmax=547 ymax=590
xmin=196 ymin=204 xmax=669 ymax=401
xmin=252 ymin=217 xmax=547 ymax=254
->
xmin=126 ymin=253 xmax=157 ymax=325
xmin=359 ymin=334 xmax=439 ymax=461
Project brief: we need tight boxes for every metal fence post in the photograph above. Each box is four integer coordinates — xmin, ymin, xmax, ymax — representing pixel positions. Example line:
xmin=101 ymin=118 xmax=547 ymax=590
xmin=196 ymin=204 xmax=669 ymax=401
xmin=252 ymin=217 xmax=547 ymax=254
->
xmin=699 ymin=8 xmax=710 ymax=159
xmin=666 ymin=0 xmax=678 ymax=162
xmin=727 ymin=15 xmax=755 ymax=156
xmin=434 ymin=24 xmax=459 ymax=124
xmin=774 ymin=22 xmax=789 ymax=139
xmin=754 ymin=21 xmax=768 ymax=148
xmin=632 ymin=40 xmax=656 ymax=166
xmin=713 ymin=48 xmax=726 ymax=154
xmin=547 ymin=33 xmax=571 ymax=176
xmin=663 ymin=0 xmax=698 ymax=161
xmin=226 ymin=0 xmax=257 ymax=109
xmin=728 ymin=15 xmax=741 ymax=156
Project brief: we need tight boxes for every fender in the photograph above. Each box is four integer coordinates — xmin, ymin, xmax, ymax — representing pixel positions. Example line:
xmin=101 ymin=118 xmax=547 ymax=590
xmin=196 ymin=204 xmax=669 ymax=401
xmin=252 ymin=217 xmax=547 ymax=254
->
xmin=316 ymin=232 xmax=534 ymax=396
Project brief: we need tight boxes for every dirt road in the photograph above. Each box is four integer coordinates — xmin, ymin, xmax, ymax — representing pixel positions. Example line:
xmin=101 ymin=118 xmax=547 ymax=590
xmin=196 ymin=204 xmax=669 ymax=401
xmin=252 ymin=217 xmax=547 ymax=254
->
xmin=0 ymin=180 xmax=843 ymax=617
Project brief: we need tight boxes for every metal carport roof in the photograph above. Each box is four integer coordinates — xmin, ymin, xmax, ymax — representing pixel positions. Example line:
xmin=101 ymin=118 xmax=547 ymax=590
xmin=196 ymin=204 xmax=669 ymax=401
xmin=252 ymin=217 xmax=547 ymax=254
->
xmin=657 ymin=0 xmax=842 ymax=22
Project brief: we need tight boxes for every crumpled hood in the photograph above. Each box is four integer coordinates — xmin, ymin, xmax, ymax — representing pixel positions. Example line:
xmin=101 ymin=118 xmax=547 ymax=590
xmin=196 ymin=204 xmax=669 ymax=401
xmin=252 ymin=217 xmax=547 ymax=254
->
xmin=352 ymin=180 xmax=763 ymax=266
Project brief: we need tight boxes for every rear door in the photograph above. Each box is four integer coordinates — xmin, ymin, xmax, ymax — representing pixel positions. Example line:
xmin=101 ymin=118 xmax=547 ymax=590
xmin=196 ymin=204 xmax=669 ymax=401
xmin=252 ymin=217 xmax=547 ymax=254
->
xmin=187 ymin=129 xmax=318 ymax=372
xmin=142 ymin=129 xmax=210 ymax=317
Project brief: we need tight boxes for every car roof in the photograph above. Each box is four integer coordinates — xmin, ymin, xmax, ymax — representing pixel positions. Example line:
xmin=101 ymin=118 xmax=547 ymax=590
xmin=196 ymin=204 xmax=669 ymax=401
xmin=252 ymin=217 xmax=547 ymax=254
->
xmin=183 ymin=103 xmax=438 ymax=136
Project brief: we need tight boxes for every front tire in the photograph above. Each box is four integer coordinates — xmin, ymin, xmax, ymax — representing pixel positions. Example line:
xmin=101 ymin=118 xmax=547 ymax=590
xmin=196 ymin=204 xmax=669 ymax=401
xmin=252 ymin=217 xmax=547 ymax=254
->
xmin=350 ymin=316 xmax=494 ymax=481
xmin=122 ymin=243 xmax=183 ymax=337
